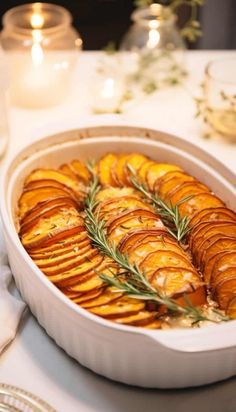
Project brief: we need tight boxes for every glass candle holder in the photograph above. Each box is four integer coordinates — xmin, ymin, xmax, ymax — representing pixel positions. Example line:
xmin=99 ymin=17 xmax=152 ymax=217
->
xmin=205 ymin=58 xmax=236 ymax=142
xmin=1 ymin=3 xmax=82 ymax=109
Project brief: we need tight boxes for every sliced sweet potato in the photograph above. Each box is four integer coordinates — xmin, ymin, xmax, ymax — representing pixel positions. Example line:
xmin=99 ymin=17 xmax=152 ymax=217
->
xmin=175 ymin=285 xmax=207 ymax=307
xmin=146 ymin=164 xmax=183 ymax=192
xmin=24 ymin=179 xmax=79 ymax=201
xmin=150 ymin=267 xmax=203 ymax=296
xmin=210 ymin=251 xmax=236 ymax=285
xmin=98 ymin=153 xmax=119 ymax=187
xmin=69 ymin=288 xmax=104 ymax=304
xmin=98 ymin=196 xmax=152 ymax=219
xmin=67 ymin=263 xmax=118 ymax=292
xmin=226 ymin=295 xmax=236 ymax=319
xmin=18 ymin=187 xmax=72 ymax=219
xmin=21 ymin=210 xmax=84 ymax=250
xmin=189 ymin=207 xmax=236 ymax=228
xmin=81 ymin=287 xmax=123 ymax=309
xmin=192 ymin=223 xmax=236 ymax=257
xmin=118 ymin=229 xmax=172 ymax=253
xmin=125 ymin=153 xmax=148 ymax=184
xmin=211 ymin=267 xmax=236 ymax=291
xmin=48 ymin=254 xmax=104 ymax=285
xmin=140 ymin=250 xmax=194 ymax=278
xmin=96 ymin=187 xmax=136 ymax=203
xmin=29 ymin=231 xmax=88 ymax=253
xmin=30 ymin=238 xmax=90 ymax=259
xmin=167 ymin=182 xmax=210 ymax=206
xmin=106 ymin=209 xmax=164 ymax=235
xmin=112 ymin=154 xmax=132 ymax=187
xmin=178 ymin=193 xmax=225 ymax=219
xmin=201 ymin=238 xmax=236 ymax=272
xmin=69 ymin=160 xmax=91 ymax=184
xmin=137 ymin=160 xmax=155 ymax=184
xmin=194 ymin=234 xmax=235 ymax=268
xmin=128 ymin=240 xmax=188 ymax=266
xmin=156 ymin=171 xmax=195 ymax=196
xmin=59 ymin=164 xmax=78 ymax=180
xmin=34 ymin=244 xmax=94 ymax=269
xmin=89 ymin=296 xmax=145 ymax=318
xmin=214 ymin=278 xmax=236 ymax=310
xmin=114 ymin=311 xmax=157 ymax=326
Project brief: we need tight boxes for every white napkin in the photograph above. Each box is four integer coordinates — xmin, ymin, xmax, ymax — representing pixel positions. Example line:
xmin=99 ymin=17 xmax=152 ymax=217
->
xmin=0 ymin=253 xmax=26 ymax=353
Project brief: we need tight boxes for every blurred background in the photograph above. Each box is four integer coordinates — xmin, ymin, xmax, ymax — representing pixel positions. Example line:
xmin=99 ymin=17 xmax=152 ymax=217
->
xmin=0 ymin=0 xmax=235 ymax=50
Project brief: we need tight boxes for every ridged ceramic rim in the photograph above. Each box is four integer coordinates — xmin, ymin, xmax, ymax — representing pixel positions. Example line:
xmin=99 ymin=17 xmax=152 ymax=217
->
xmin=1 ymin=125 xmax=236 ymax=353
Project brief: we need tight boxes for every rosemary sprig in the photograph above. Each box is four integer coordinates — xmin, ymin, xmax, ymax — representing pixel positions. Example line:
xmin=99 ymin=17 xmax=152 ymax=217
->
xmin=127 ymin=165 xmax=191 ymax=242
xmin=84 ymin=168 xmax=229 ymax=324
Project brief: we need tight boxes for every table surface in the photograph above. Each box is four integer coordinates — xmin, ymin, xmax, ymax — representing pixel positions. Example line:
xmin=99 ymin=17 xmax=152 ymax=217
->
xmin=0 ymin=50 xmax=236 ymax=412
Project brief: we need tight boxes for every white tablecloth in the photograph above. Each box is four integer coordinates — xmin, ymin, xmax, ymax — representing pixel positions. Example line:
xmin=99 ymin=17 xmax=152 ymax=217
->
xmin=0 ymin=51 xmax=236 ymax=412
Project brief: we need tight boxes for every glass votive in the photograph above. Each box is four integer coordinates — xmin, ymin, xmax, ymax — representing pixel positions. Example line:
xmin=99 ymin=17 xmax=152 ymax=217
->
xmin=0 ymin=47 xmax=9 ymax=158
xmin=205 ymin=58 xmax=236 ymax=142
xmin=1 ymin=3 xmax=82 ymax=109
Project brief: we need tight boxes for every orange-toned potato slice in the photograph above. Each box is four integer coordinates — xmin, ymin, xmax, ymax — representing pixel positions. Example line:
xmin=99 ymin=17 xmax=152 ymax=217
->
xmin=48 ymin=254 xmax=104 ymax=285
xmin=226 ymin=295 xmax=236 ymax=319
xmin=112 ymin=154 xmax=132 ymax=187
xmin=167 ymin=182 xmax=210 ymax=206
xmin=98 ymin=153 xmax=119 ymax=187
xmin=128 ymin=240 xmax=189 ymax=266
xmin=193 ymin=234 xmax=234 ymax=268
xmin=106 ymin=209 xmax=164 ymax=235
xmin=30 ymin=238 xmax=90 ymax=259
xmin=18 ymin=187 xmax=72 ymax=219
xmin=210 ymin=251 xmax=236 ymax=284
xmin=69 ymin=288 xmax=104 ymax=304
xmin=137 ymin=160 xmax=156 ymax=184
xmin=67 ymin=263 xmax=118 ymax=292
xmin=178 ymin=193 xmax=225 ymax=219
xmin=114 ymin=311 xmax=157 ymax=326
xmin=89 ymin=296 xmax=145 ymax=318
xmin=118 ymin=229 xmax=172 ymax=253
xmin=98 ymin=196 xmax=153 ymax=220
xmin=149 ymin=267 xmax=203 ymax=298
xmin=175 ymin=285 xmax=206 ymax=307
xmin=211 ymin=267 xmax=236 ymax=291
xmin=96 ymin=187 xmax=136 ymax=203
xmin=29 ymin=231 xmax=88 ymax=253
xmin=146 ymin=164 xmax=183 ymax=192
xmin=59 ymin=164 xmax=79 ymax=180
xmin=24 ymin=179 xmax=79 ymax=201
xmin=189 ymin=207 xmax=236 ymax=228
xmin=20 ymin=196 xmax=79 ymax=227
xmin=34 ymin=243 xmax=94 ymax=269
xmin=156 ymin=171 xmax=195 ymax=197
xmin=81 ymin=287 xmax=123 ymax=308
xmin=69 ymin=160 xmax=91 ymax=184
xmin=21 ymin=210 xmax=84 ymax=250
xmin=19 ymin=202 xmax=80 ymax=236
xmin=192 ymin=222 xmax=236 ymax=257
xmin=214 ymin=278 xmax=236 ymax=310
xmin=140 ymin=250 xmax=194 ymax=278
xmin=201 ymin=238 xmax=236 ymax=272
xmin=124 ymin=153 xmax=148 ymax=184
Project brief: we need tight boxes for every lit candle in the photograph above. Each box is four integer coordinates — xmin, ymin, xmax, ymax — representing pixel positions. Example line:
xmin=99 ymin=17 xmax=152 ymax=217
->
xmin=1 ymin=3 xmax=81 ymax=108
xmin=92 ymin=76 xmax=126 ymax=113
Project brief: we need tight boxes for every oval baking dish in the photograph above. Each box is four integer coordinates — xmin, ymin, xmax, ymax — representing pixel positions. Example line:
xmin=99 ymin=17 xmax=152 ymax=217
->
xmin=1 ymin=125 xmax=236 ymax=388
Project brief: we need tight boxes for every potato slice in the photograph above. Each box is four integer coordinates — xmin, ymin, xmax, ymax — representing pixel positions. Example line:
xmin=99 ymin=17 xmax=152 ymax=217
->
xmin=34 ymin=244 xmax=94 ymax=269
xmin=211 ymin=251 xmax=236 ymax=285
xmin=201 ymin=238 xmax=236 ymax=272
xmin=167 ymin=182 xmax=210 ymax=206
xmin=124 ymin=153 xmax=148 ymax=184
xmin=211 ymin=267 xmax=236 ymax=291
xmin=226 ymin=295 xmax=236 ymax=319
xmin=150 ymin=267 xmax=203 ymax=298
xmin=59 ymin=164 xmax=79 ymax=180
xmin=128 ymin=240 xmax=189 ymax=266
xmin=156 ymin=171 xmax=195 ymax=196
xmin=98 ymin=196 xmax=152 ymax=218
xmin=67 ymin=263 xmax=118 ymax=292
xmin=89 ymin=296 xmax=145 ymax=318
xmin=193 ymin=234 xmax=235 ymax=268
xmin=189 ymin=207 xmax=236 ymax=228
xmin=69 ymin=160 xmax=91 ymax=184
xmin=41 ymin=249 xmax=98 ymax=276
xmin=81 ymin=287 xmax=123 ymax=309
xmin=178 ymin=193 xmax=225 ymax=219
xmin=98 ymin=153 xmax=119 ymax=187
xmin=214 ymin=278 xmax=236 ymax=310
xmin=96 ymin=187 xmax=136 ymax=203
xmin=114 ymin=311 xmax=157 ymax=326
xmin=18 ymin=187 xmax=73 ymax=219
xmin=69 ymin=288 xmax=104 ymax=304
xmin=29 ymin=231 xmax=88 ymax=253
xmin=140 ymin=250 xmax=194 ymax=277
xmin=47 ymin=254 xmax=104 ymax=285
xmin=137 ymin=160 xmax=155 ymax=184
xmin=106 ymin=209 xmax=164 ymax=234
xmin=24 ymin=179 xmax=79 ymax=201
xmin=30 ymin=239 xmax=90 ymax=259
xmin=119 ymin=229 xmax=172 ymax=253
xmin=25 ymin=168 xmax=82 ymax=193
xmin=21 ymin=210 xmax=84 ymax=250
xmin=146 ymin=164 xmax=183 ymax=192
xmin=112 ymin=154 xmax=132 ymax=187
xmin=192 ymin=222 xmax=236 ymax=256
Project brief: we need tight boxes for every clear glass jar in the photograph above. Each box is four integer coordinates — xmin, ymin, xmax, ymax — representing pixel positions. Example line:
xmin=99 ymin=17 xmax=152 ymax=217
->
xmin=1 ymin=3 xmax=82 ymax=108
xmin=120 ymin=3 xmax=186 ymax=88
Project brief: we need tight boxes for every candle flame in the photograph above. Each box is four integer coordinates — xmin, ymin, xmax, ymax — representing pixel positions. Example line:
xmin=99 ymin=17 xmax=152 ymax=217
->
xmin=31 ymin=42 xmax=44 ymax=66
xmin=101 ymin=78 xmax=115 ymax=99
xmin=147 ymin=27 xmax=160 ymax=49
xmin=31 ymin=12 xmax=44 ymax=29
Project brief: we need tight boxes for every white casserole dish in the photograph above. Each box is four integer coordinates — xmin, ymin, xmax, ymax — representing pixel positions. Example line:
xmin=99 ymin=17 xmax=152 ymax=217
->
xmin=1 ymin=125 xmax=236 ymax=389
